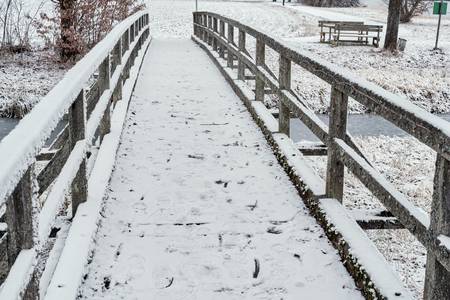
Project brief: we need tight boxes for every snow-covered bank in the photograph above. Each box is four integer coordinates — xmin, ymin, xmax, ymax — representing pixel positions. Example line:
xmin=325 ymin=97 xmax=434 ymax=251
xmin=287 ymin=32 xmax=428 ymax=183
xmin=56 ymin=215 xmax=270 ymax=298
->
xmin=0 ymin=51 xmax=66 ymax=118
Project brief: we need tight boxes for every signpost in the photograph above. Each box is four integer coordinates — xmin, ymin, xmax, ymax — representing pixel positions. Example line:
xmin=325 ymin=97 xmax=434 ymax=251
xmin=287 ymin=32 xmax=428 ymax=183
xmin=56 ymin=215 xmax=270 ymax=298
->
xmin=196 ymin=0 xmax=198 ymax=12
xmin=434 ymin=0 xmax=448 ymax=49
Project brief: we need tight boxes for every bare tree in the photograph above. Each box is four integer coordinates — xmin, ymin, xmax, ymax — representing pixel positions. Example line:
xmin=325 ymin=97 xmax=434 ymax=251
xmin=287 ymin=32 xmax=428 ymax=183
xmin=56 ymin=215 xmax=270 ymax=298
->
xmin=384 ymin=0 xmax=401 ymax=51
xmin=2 ymin=0 xmax=13 ymax=47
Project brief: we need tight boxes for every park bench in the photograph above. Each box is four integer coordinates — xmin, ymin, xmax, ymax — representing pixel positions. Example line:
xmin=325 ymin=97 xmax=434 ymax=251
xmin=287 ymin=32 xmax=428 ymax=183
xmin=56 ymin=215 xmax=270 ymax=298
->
xmin=318 ymin=20 xmax=383 ymax=47
xmin=318 ymin=20 xmax=364 ymax=43
xmin=332 ymin=23 xmax=383 ymax=47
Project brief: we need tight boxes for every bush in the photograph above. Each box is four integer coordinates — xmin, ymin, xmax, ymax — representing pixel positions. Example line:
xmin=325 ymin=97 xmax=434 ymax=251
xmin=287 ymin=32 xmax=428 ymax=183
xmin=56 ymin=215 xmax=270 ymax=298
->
xmin=298 ymin=0 xmax=360 ymax=7
xmin=400 ymin=0 xmax=431 ymax=23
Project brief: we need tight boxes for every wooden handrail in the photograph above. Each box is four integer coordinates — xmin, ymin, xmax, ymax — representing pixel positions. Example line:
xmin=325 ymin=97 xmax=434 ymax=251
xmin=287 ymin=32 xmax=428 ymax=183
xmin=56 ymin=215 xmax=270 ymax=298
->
xmin=0 ymin=11 xmax=150 ymax=299
xmin=193 ymin=11 xmax=450 ymax=299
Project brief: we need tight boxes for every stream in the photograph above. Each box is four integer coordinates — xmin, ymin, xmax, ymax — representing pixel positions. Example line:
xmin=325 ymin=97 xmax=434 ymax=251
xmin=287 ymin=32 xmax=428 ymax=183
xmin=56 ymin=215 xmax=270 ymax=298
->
xmin=1 ymin=114 xmax=449 ymax=143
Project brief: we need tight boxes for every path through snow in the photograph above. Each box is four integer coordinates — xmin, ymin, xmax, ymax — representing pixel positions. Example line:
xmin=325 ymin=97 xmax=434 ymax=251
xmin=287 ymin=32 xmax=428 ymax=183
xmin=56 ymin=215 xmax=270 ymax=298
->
xmin=79 ymin=39 xmax=363 ymax=299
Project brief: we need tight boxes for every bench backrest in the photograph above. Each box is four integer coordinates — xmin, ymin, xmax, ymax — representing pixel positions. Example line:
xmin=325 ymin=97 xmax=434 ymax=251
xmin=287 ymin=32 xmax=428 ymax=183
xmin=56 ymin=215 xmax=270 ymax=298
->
xmin=336 ymin=24 xmax=383 ymax=32
xmin=319 ymin=20 xmax=364 ymax=27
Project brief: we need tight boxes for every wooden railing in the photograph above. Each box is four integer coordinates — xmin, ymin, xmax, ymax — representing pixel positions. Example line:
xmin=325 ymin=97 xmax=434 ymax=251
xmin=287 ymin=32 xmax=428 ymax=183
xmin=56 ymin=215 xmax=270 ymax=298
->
xmin=193 ymin=11 xmax=450 ymax=299
xmin=0 ymin=11 xmax=150 ymax=299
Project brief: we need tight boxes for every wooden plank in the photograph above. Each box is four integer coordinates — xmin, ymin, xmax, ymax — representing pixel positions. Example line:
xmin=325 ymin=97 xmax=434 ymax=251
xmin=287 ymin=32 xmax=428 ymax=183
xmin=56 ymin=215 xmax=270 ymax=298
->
xmin=49 ymin=124 xmax=68 ymax=151
xmin=297 ymin=142 xmax=328 ymax=156
xmin=36 ymin=149 xmax=58 ymax=162
xmin=37 ymin=140 xmax=71 ymax=195
xmin=0 ymin=232 xmax=8 ymax=284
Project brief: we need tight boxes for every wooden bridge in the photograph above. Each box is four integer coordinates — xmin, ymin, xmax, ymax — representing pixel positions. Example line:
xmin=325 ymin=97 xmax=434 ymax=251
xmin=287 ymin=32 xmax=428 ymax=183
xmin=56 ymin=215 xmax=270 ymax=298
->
xmin=0 ymin=10 xmax=449 ymax=300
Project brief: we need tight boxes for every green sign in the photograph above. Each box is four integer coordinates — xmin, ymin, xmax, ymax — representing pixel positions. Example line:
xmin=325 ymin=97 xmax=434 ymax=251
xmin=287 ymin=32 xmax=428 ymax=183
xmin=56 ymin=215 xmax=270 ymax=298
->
xmin=434 ymin=1 xmax=448 ymax=15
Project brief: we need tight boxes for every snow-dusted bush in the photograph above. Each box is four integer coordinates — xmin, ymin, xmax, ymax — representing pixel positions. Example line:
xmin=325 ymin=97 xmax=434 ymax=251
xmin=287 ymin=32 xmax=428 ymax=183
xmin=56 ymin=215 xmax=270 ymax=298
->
xmin=297 ymin=0 xmax=360 ymax=7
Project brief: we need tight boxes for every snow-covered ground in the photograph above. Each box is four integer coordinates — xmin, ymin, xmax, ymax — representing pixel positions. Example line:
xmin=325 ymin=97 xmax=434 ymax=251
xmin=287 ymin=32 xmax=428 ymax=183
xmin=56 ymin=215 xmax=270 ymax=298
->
xmin=0 ymin=51 xmax=66 ymax=118
xmin=79 ymin=38 xmax=363 ymax=299
xmin=149 ymin=0 xmax=449 ymax=114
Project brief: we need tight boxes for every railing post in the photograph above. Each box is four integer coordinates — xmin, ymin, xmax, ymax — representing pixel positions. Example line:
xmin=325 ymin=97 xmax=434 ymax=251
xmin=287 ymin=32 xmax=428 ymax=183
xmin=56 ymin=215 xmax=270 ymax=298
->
xmin=255 ymin=39 xmax=265 ymax=102
xmin=325 ymin=86 xmax=348 ymax=202
xmin=238 ymin=30 xmax=246 ymax=80
xmin=99 ymin=54 xmax=111 ymax=142
xmin=207 ymin=16 xmax=212 ymax=46
xmin=6 ymin=166 xmax=36 ymax=267
xmin=424 ymin=156 xmax=450 ymax=300
xmin=5 ymin=165 xmax=38 ymax=298
xmin=219 ymin=20 xmax=225 ymax=58
xmin=202 ymin=15 xmax=207 ymax=42
xmin=278 ymin=55 xmax=291 ymax=136
xmin=98 ymin=56 xmax=110 ymax=95
xmin=69 ymin=90 xmax=87 ymax=217
xmin=130 ymin=24 xmax=135 ymax=43
xmin=227 ymin=24 xmax=234 ymax=68
xmin=193 ymin=13 xmax=198 ymax=37
xmin=212 ymin=17 xmax=218 ymax=51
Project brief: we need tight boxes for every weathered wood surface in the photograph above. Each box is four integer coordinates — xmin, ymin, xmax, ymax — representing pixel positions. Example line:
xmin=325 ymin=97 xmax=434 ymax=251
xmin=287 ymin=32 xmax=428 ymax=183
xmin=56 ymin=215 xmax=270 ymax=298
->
xmin=193 ymin=11 xmax=450 ymax=300
xmin=0 ymin=12 xmax=150 ymax=299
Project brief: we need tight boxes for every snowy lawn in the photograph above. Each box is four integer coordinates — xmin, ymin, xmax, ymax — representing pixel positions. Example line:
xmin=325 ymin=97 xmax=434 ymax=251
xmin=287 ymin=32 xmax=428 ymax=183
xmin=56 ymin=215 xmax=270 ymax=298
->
xmin=149 ymin=0 xmax=449 ymax=114
xmin=79 ymin=39 xmax=363 ymax=299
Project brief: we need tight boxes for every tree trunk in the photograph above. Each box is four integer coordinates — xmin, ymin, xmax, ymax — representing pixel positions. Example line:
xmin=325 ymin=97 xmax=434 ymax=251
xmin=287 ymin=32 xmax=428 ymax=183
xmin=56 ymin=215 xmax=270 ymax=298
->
xmin=384 ymin=0 xmax=401 ymax=51
xmin=59 ymin=0 xmax=77 ymax=61
xmin=2 ymin=0 xmax=13 ymax=47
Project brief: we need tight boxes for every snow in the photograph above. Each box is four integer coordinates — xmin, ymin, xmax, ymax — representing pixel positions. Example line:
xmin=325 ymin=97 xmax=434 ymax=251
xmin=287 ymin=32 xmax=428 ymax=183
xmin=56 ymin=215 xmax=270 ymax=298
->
xmin=43 ymin=32 xmax=151 ymax=300
xmin=147 ymin=0 xmax=450 ymax=114
xmin=319 ymin=197 xmax=412 ymax=299
xmin=303 ymin=135 xmax=435 ymax=297
xmin=37 ymin=141 xmax=85 ymax=242
xmin=0 ymin=52 xmax=67 ymax=118
xmin=78 ymin=38 xmax=362 ymax=299
xmin=0 ymin=249 xmax=36 ymax=300
xmin=0 ymin=10 xmax=148 ymax=208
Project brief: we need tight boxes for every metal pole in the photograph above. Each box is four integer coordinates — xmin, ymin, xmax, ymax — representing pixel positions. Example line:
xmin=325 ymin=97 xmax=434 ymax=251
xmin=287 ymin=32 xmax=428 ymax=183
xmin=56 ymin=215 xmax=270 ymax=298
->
xmin=435 ymin=0 xmax=444 ymax=49
xmin=195 ymin=0 xmax=198 ymax=12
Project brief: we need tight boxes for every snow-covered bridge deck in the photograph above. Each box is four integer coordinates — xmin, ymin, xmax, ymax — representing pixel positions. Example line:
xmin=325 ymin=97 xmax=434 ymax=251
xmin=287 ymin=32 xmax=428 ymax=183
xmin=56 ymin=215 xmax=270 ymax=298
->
xmin=79 ymin=39 xmax=362 ymax=299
